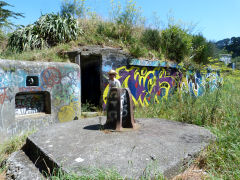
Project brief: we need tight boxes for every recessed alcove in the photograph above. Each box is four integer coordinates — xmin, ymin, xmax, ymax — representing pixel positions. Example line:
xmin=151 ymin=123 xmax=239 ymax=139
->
xmin=15 ymin=91 xmax=51 ymax=116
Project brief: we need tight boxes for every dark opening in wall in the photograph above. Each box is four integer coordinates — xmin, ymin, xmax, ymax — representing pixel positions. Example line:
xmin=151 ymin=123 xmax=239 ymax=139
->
xmin=15 ymin=91 xmax=51 ymax=115
xmin=26 ymin=76 xmax=39 ymax=86
xmin=81 ymin=55 xmax=102 ymax=108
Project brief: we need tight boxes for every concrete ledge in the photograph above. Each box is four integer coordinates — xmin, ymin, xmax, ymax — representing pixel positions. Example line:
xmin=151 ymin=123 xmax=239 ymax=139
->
xmin=23 ymin=117 xmax=215 ymax=179
xmin=81 ymin=112 xmax=99 ymax=118
xmin=6 ymin=150 xmax=45 ymax=180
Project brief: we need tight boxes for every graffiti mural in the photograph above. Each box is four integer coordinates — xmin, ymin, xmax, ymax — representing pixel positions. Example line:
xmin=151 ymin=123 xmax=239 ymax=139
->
xmin=103 ymin=66 xmax=181 ymax=107
xmin=103 ymin=66 xmax=222 ymax=107
xmin=181 ymin=70 xmax=222 ymax=97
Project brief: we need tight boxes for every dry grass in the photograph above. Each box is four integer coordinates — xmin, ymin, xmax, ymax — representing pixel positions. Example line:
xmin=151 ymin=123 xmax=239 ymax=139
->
xmin=172 ymin=165 xmax=208 ymax=180
xmin=0 ymin=171 xmax=6 ymax=180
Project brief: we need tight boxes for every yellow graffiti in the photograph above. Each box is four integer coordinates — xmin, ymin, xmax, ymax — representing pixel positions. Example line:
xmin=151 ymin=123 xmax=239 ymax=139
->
xmin=103 ymin=66 xmax=176 ymax=107
xmin=58 ymin=101 xmax=80 ymax=122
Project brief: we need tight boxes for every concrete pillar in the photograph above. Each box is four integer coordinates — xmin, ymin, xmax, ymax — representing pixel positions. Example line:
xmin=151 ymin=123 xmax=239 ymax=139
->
xmin=75 ymin=54 xmax=81 ymax=116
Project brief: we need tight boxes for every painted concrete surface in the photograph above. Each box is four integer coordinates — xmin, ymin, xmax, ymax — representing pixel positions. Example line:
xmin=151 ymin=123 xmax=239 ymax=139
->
xmin=102 ymin=66 xmax=222 ymax=107
xmin=0 ymin=59 xmax=80 ymax=142
xmin=68 ymin=46 xmax=222 ymax=110
xmin=26 ymin=117 xmax=215 ymax=179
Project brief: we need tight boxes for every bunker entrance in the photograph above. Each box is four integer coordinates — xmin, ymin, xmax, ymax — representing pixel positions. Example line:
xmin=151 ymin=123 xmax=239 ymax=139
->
xmin=81 ymin=55 xmax=102 ymax=109
xmin=15 ymin=91 xmax=51 ymax=116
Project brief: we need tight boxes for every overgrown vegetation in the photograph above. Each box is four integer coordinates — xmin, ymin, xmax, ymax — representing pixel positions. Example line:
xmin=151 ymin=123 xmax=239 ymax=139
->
xmin=0 ymin=1 xmax=24 ymax=52
xmin=141 ymin=28 xmax=161 ymax=51
xmin=135 ymin=71 xmax=240 ymax=179
xmin=0 ymin=0 xmax=216 ymax=65
xmin=7 ymin=13 xmax=80 ymax=52
xmin=192 ymin=34 xmax=214 ymax=64
xmin=160 ymin=25 xmax=192 ymax=63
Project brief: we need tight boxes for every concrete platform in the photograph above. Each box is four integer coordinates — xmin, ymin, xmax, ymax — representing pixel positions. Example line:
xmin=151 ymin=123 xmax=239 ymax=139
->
xmin=24 ymin=117 xmax=215 ymax=179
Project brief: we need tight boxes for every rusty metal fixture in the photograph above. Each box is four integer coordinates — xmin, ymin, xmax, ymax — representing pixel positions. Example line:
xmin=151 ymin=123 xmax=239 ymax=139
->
xmin=105 ymin=88 xmax=136 ymax=131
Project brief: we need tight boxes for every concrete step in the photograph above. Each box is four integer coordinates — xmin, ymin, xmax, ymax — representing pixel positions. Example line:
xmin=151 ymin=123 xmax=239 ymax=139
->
xmin=6 ymin=150 xmax=45 ymax=180
xmin=81 ymin=112 xmax=99 ymax=118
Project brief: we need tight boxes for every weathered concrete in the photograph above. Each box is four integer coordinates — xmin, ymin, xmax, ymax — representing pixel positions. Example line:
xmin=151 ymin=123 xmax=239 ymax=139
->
xmin=81 ymin=112 xmax=99 ymax=118
xmin=24 ymin=117 xmax=215 ymax=179
xmin=68 ymin=46 xmax=222 ymax=111
xmin=0 ymin=59 xmax=80 ymax=142
xmin=6 ymin=150 xmax=44 ymax=180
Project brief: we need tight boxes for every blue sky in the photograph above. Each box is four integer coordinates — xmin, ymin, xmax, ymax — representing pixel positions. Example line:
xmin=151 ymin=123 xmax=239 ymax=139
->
xmin=6 ymin=0 xmax=240 ymax=41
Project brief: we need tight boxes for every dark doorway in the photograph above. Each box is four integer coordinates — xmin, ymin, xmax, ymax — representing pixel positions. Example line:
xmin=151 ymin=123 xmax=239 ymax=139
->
xmin=81 ymin=55 xmax=101 ymax=108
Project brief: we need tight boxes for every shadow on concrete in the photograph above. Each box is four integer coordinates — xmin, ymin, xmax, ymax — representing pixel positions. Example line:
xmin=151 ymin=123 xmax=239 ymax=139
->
xmin=83 ymin=124 xmax=103 ymax=130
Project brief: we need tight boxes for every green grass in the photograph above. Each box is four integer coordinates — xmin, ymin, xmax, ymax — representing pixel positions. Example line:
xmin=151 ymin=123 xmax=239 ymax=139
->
xmin=135 ymin=76 xmax=240 ymax=179
xmin=48 ymin=167 xmax=165 ymax=180
xmin=0 ymin=43 xmax=73 ymax=62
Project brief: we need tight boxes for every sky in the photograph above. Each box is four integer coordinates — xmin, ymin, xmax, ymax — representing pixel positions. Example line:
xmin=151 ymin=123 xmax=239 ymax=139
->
xmin=5 ymin=0 xmax=240 ymax=41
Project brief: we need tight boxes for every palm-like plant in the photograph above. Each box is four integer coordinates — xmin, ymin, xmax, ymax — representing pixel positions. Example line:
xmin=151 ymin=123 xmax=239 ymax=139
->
xmin=8 ymin=13 xmax=80 ymax=52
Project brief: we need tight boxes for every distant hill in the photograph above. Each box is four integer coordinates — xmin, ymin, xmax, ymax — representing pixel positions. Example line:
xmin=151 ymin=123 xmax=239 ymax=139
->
xmin=215 ymin=37 xmax=240 ymax=58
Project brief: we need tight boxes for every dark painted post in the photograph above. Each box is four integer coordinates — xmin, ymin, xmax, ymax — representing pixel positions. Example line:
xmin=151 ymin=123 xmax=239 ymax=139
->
xmin=105 ymin=88 xmax=136 ymax=131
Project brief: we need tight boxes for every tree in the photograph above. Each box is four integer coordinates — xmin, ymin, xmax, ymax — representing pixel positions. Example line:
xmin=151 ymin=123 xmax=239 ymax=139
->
xmin=215 ymin=37 xmax=240 ymax=58
xmin=191 ymin=34 xmax=214 ymax=64
xmin=60 ymin=0 xmax=88 ymax=18
xmin=225 ymin=37 xmax=240 ymax=58
xmin=0 ymin=1 xmax=24 ymax=28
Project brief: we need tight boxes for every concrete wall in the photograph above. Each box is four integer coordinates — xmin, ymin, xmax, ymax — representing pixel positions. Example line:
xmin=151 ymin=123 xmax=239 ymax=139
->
xmin=101 ymin=59 xmax=222 ymax=108
xmin=0 ymin=59 xmax=80 ymax=142
xmin=68 ymin=47 xmax=222 ymax=110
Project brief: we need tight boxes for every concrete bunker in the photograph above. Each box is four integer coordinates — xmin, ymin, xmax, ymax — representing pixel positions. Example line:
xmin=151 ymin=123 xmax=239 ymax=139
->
xmin=67 ymin=46 xmax=130 ymax=110
xmin=67 ymin=46 xmax=222 ymax=111
xmin=0 ymin=59 xmax=80 ymax=142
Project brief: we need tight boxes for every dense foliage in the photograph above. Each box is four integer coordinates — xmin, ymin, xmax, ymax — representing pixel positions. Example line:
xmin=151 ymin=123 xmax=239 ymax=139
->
xmin=7 ymin=13 xmax=79 ymax=52
xmin=141 ymin=28 xmax=161 ymax=51
xmin=160 ymin=25 xmax=192 ymax=63
xmin=192 ymin=34 xmax=214 ymax=64
xmin=2 ymin=0 xmax=215 ymax=65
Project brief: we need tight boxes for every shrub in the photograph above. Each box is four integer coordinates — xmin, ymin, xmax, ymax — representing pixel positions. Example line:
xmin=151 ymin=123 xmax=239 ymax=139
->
xmin=7 ymin=24 xmax=47 ymax=52
xmin=60 ymin=0 xmax=88 ymax=18
xmin=161 ymin=25 xmax=192 ymax=63
xmin=192 ymin=34 xmax=214 ymax=64
xmin=96 ymin=21 xmax=118 ymax=39
xmin=141 ymin=28 xmax=161 ymax=51
xmin=129 ymin=44 xmax=146 ymax=58
xmin=110 ymin=0 xmax=144 ymax=42
xmin=7 ymin=13 xmax=80 ymax=52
